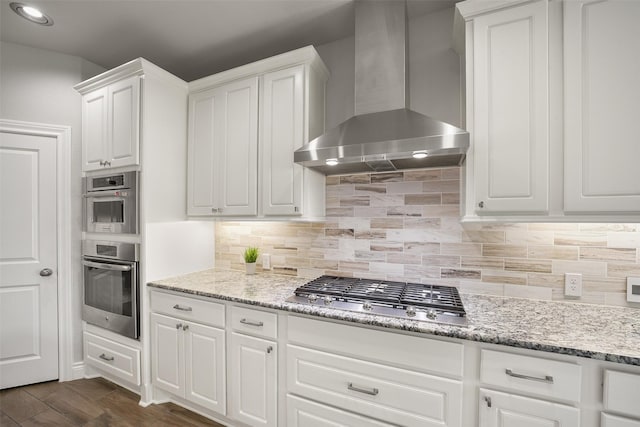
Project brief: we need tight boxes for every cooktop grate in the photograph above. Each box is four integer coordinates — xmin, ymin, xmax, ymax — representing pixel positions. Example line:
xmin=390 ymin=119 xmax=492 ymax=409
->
xmin=293 ymin=276 xmax=466 ymax=317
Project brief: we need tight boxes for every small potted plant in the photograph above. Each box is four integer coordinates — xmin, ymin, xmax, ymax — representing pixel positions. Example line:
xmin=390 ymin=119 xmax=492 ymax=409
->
xmin=243 ymin=246 xmax=259 ymax=275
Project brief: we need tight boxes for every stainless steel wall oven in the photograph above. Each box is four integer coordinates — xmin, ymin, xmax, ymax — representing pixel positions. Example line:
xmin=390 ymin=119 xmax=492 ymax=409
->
xmin=82 ymin=240 xmax=139 ymax=339
xmin=84 ymin=171 xmax=138 ymax=234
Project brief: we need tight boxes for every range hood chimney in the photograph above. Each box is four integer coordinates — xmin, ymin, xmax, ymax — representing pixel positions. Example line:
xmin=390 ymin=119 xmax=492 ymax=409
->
xmin=294 ymin=0 xmax=469 ymax=175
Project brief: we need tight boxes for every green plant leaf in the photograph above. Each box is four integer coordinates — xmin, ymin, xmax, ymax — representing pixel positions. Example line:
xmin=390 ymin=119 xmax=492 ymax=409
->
xmin=243 ymin=246 xmax=259 ymax=263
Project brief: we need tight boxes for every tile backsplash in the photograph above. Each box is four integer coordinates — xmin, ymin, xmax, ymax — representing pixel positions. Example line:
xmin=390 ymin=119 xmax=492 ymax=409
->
xmin=215 ymin=167 xmax=640 ymax=307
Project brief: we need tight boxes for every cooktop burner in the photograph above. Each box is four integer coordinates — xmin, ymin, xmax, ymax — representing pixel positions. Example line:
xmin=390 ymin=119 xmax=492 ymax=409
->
xmin=286 ymin=276 xmax=467 ymax=327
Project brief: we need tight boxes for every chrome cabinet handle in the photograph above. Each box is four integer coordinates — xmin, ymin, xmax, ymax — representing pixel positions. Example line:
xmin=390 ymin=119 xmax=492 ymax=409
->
xmin=173 ymin=304 xmax=192 ymax=312
xmin=240 ymin=318 xmax=264 ymax=327
xmin=478 ymin=201 xmax=485 ymax=208
xmin=40 ymin=268 xmax=53 ymax=277
xmin=347 ymin=382 xmax=379 ymax=396
xmin=183 ymin=324 xmax=189 ymax=331
xmin=484 ymin=395 xmax=492 ymax=408
xmin=505 ymin=369 xmax=554 ymax=384
xmin=99 ymin=353 xmax=114 ymax=362
xmin=266 ymin=346 xmax=273 ymax=354
xmin=211 ymin=208 xmax=218 ymax=213
xmin=176 ymin=323 xmax=183 ymax=330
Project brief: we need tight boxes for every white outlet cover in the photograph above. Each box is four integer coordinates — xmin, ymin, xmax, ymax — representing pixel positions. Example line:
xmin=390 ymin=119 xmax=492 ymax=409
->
xmin=564 ymin=273 xmax=582 ymax=298
xmin=628 ymin=277 xmax=640 ymax=303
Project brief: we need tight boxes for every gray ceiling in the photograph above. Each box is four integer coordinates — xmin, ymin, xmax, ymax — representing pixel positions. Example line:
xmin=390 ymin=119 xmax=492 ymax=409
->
xmin=0 ymin=0 xmax=457 ymax=81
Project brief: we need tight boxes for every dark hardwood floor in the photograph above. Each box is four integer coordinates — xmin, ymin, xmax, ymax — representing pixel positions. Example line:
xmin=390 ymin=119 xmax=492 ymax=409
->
xmin=0 ymin=377 xmax=225 ymax=426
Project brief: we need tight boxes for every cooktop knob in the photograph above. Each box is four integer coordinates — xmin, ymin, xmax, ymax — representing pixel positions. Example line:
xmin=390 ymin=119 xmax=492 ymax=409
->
xmin=426 ymin=309 xmax=437 ymax=320
xmin=362 ymin=301 xmax=373 ymax=311
xmin=308 ymin=293 xmax=319 ymax=303
xmin=323 ymin=296 xmax=333 ymax=305
xmin=406 ymin=306 xmax=416 ymax=317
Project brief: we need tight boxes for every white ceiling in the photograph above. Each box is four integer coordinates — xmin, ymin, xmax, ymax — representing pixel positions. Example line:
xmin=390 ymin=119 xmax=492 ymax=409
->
xmin=0 ymin=0 xmax=457 ymax=81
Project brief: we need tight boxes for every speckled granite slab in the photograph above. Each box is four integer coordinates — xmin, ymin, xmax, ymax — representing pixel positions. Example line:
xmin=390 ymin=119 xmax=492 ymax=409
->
xmin=148 ymin=269 xmax=640 ymax=366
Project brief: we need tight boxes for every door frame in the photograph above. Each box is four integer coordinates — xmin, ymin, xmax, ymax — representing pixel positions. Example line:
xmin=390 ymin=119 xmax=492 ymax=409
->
xmin=0 ymin=119 xmax=73 ymax=382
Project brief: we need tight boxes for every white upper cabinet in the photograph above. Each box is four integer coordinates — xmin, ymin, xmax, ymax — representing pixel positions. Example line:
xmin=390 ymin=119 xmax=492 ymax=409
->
xmin=261 ymin=65 xmax=305 ymax=216
xmin=81 ymin=75 xmax=140 ymax=172
xmin=458 ymin=0 xmax=640 ymax=221
xmin=470 ymin=0 xmax=549 ymax=216
xmin=187 ymin=46 xmax=328 ymax=219
xmin=188 ymin=77 xmax=259 ymax=216
xmin=563 ymin=0 xmax=640 ymax=214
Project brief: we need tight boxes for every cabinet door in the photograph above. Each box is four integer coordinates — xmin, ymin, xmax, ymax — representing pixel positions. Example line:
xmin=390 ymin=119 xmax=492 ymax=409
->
xmin=602 ymin=413 xmax=640 ymax=427
xmin=188 ymin=88 xmax=217 ymax=215
xmin=151 ymin=313 xmax=183 ymax=396
xmin=184 ymin=322 xmax=226 ymax=414
xmin=82 ymin=87 xmax=109 ymax=171
xmin=261 ymin=65 xmax=304 ymax=216
xmin=563 ymin=0 xmax=640 ymax=213
xmin=229 ymin=332 xmax=277 ymax=427
xmin=472 ymin=0 xmax=549 ymax=215
xmin=108 ymin=75 xmax=140 ymax=169
xmin=215 ymin=77 xmax=259 ymax=216
xmin=478 ymin=389 xmax=579 ymax=427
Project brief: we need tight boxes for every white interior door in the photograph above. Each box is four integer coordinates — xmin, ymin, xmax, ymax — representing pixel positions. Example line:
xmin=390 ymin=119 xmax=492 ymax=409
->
xmin=0 ymin=129 xmax=58 ymax=389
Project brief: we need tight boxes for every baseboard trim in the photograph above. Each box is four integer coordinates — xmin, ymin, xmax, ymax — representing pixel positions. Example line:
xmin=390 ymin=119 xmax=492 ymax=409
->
xmin=71 ymin=362 xmax=85 ymax=380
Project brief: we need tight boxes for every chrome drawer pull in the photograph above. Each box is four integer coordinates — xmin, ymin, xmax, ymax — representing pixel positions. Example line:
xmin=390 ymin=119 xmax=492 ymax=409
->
xmin=173 ymin=304 xmax=192 ymax=312
xmin=240 ymin=318 xmax=264 ymax=327
xmin=99 ymin=353 xmax=114 ymax=362
xmin=505 ymin=369 xmax=554 ymax=384
xmin=347 ymin=382 xmax=379 ymax=396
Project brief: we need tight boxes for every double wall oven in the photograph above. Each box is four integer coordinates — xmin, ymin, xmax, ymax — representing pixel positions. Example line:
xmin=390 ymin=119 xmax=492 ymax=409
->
xmin=82 ymin=240 xmax=139 ymax=339
xmin=82 ymin=170 xmax=140 ymax=339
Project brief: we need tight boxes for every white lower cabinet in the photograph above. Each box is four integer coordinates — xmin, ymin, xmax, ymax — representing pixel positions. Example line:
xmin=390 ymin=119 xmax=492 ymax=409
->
xmin=286 ymin=316 xmax=463 ymax=427
xmin=84 ymin=331 xmax=141 ymax=386
xmin=150 ymin=312 xmax=226 ymax=414
xmin=479 ymin=388 xmax=580 ymax=427
xmin=602 ymin=414 xmax=640 ymax=427
xmin=287 ymin=394 xmax=393 ymax=427
xmin=229 ymin=332 xmax=277 ymax=427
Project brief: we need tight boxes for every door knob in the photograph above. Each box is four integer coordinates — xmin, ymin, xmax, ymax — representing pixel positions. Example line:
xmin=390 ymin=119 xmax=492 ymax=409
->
xmin=40 ymin=268 xmax=53 ymax=277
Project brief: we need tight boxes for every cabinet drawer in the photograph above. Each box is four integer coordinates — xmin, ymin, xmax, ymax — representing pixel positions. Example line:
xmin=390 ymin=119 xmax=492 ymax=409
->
xmin=150 ymin=290 xmax=225 ymax=327
xmin=231 ymin=305 xmax=277 ymax=340
xmin=287 ymin=344 xmax=462 ymax=427
xmin=287 ymin=394 xmax=392 ymax=427
xmin=288 ymin=316 xmax=463 ymax=377
xmin=604 ymin=370 xmax=640 ymax=418
xmin=84 ymin=331 xmax=140 ymax=385
xmin=602 ymin=413 xmax=640 ymax=427
xmin=480 ymin=349 xmax=582 ymax=403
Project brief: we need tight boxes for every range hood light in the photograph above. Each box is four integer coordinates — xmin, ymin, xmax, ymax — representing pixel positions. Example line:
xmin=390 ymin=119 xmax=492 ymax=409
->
xmin=10 ymin=2 xmax=53 ymax=25
xmin=325 ymin=158 xmax=339 ymax=166
xmin=412 ymin=150 xmax=428 ymax=159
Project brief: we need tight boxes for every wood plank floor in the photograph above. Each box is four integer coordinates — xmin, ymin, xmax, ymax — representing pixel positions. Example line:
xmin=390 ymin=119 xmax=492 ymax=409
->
xmin=0 ymin=377 xmax=225 ymax=426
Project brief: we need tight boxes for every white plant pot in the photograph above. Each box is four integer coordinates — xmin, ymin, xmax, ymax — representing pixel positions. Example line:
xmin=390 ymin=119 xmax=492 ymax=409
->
xmin=245 ymin=262 xmax=256 ymax=275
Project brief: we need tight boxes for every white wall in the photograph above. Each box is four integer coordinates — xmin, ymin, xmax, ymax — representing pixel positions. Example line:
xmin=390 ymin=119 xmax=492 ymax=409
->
xmin=0 ymin=41 xmax=105 ymax=364
xmin=316 ymin=7 xmax=461 ymax=128
xmin=409 ymin=7 xmax=462 ymax=127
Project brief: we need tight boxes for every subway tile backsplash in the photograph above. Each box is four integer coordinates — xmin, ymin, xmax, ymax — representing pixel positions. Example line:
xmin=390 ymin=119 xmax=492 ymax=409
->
xmin=215 ymin=167 xmax=640 ymax=307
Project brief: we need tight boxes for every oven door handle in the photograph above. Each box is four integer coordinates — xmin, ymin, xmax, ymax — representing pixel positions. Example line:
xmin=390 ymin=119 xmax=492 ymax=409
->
xmin=83 ymin=260 xmax=132 ymax=272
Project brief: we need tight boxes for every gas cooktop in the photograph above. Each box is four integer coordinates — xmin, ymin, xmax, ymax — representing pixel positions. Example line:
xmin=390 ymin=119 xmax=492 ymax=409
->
xmin=286 ymin=275 xmax=467 ymax=327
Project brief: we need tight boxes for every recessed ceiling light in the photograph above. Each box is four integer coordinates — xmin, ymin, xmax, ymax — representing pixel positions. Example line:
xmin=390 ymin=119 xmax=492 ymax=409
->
xmin=412 ymin=150 xmax=428 ymax=159
xmin=10 ymin=3 xmax=53 ymax=26
xmin=325 ymin=158 xmax=339 ymax=166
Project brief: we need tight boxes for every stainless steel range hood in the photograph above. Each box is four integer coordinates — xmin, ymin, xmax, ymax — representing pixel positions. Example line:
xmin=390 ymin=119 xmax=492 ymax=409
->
xmin=294 ymin=0 xmax=469 ymax=175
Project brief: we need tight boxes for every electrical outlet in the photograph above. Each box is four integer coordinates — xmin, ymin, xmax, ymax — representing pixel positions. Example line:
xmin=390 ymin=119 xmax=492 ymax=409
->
xmin=565 ymin=273 xmax=582 ymax=297
xmin=262 ymin=253 xmax=271 ymax=270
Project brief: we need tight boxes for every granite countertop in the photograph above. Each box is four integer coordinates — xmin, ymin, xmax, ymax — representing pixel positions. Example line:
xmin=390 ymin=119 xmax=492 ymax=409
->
xmin=148 ymin=269 xmax=640 ymax=366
